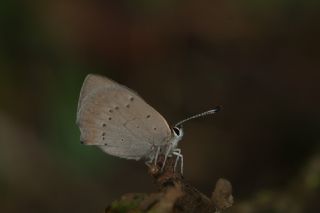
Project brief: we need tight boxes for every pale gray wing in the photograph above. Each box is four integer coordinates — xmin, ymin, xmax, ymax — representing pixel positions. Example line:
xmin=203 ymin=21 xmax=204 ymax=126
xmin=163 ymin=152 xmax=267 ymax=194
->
xmin=76 ymin=74 xmax=172 ymax=160
xmin=77 ymin=74 xmax=118 ymax=116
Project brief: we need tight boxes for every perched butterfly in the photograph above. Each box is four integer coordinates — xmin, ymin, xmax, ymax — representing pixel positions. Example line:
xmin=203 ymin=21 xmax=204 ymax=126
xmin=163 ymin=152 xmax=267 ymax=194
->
xmin=76 ymin=74 xmax=220 ymax=173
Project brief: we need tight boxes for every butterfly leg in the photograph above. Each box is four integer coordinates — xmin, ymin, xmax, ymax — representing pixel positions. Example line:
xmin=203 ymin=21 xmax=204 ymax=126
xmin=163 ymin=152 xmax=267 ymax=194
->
xmin=173 ymin=148 xmax=183 ymax=174
xmin=161 ymin=143 xmax=173 ymax=172
xmin=173 ymin=148 xmax=181 ymax=171
xmin=145 ymin=144 xmax=159 ymax=165
xmin=145 ymin=158 xmax=153 ymax=167
xmin=154 ymin=146 xmax=161 ymax=165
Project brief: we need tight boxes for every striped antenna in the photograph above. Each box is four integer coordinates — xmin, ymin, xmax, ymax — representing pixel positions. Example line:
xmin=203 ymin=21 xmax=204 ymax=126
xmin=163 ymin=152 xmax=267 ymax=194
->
xmin=175 ymin=106 xmax=221 ymax=127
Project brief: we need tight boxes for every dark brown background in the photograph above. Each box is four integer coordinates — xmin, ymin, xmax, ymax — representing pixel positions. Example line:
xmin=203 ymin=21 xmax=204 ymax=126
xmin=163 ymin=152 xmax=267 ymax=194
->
xmin=1 ymin=0 xmax=319 ymax=212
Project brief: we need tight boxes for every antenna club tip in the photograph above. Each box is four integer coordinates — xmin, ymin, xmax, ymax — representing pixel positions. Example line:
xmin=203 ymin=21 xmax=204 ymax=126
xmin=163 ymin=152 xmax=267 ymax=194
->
xmin=213 ymin=105 xmax=222 ymax=112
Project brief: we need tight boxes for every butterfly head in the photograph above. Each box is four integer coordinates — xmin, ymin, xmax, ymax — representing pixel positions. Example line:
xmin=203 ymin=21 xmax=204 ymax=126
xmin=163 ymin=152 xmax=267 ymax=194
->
xmin=172 ymin=126 xmax=184 ymax=139
xmin=165 ymin=125 xmax=184 ymax=151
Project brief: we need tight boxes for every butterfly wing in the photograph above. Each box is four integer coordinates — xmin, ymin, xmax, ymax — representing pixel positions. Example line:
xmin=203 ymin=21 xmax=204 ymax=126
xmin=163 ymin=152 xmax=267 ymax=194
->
xmin=76 ymin=74 xmax=172 ymax=160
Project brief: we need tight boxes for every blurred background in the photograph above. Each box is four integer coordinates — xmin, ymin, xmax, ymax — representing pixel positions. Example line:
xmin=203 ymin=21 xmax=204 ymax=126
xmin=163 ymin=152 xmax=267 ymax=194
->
xmin=1 ymin=0 xmax=320 ymax=212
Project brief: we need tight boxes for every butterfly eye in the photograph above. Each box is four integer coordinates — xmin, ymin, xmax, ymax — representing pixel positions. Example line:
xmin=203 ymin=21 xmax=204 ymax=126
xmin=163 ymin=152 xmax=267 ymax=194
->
xmin=173 ymin=127 xmax=180 ymax=136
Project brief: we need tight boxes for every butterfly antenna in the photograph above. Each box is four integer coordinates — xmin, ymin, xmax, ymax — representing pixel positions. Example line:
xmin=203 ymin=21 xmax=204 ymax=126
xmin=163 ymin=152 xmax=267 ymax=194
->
xmin=175 ymin=106 xmax=221 ymax=127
